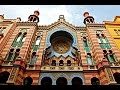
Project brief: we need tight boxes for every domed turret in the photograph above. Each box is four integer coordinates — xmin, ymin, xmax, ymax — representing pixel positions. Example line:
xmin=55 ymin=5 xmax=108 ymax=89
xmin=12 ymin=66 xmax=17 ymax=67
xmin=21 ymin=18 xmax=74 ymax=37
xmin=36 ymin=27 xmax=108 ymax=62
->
xmin=83 ymin=12 xmax=95 ymax=24
xmin=28 ymin=10 xmax=40 ymax=23
xmin=0 ymin=14 xmax=4 ymax=22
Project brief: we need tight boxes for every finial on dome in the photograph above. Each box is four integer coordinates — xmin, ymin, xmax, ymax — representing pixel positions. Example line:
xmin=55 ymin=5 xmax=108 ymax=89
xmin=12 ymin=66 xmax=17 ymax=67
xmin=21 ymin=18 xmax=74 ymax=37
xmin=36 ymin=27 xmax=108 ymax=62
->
xmin=83 ymin=12 xmax=89 ymax=18
xmin=34 ymin=10 xmax=40 ymax=16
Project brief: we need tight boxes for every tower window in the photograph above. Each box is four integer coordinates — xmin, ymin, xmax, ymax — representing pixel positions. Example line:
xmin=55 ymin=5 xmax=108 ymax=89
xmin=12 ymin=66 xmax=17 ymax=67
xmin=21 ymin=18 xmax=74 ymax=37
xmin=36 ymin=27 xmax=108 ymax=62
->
xmin=108 ymin=50 xmax=117 ymax=62
xmin=12 ymin=32 xmax=27 ymax=48
xmin=18 ymin=32 xmax=22 ymax=36
xmin=29 ymin=17 xmax=33 ymax=21
xmin=87 ymin=53 xmax=91 ymax=57
xmin=103 ymin=50 xmax=108 ymax=57
xmin=101 ymin=34 xmax=105 ymax=37
xmin=67 ymin=60 xmax=71 ymax=66
xmin=35 ymin=36 xmax=40 ymax=45
xmin=51 ymin=60 xmax=56 ymax=66
xmin=16 ymin=48 xmax=20 ymax=52
xmin=103 ymin=50 xmax=117 ymax=62
xmin=10 ymin=48 xmax=14 ymax=52
xmin=96 ymin=30 xmax=103 ymax=34
xmin=6 ymin=48 xmax=14 ymax=61
xmin=96 ymin=31 xmax=111 ymax=49
xmin=59 ymin=60 xmax=64 ymax=66
xmin=82 ymin=37 xmax=91 ymax=52
xmin=23 ymin=32 xmax=27 ymax=36
xmin=32 ymin=52 xmax=36 ymax=56
xmin=97 ymin=38 xmax=101 ymax=43
xmin=0 ymin=28 xmax=4 ymax=37
xmin=29 ymin=52 xmax=37 ymax=65
xmin=13 ymin=48 xmax=20 ymax=60
xmin=109 ymin=50 xmax=112 ymax=54
xmin=33 ymin=17 xmax=37 ymax=22
xmin=16 ymin=32 xmax=22 ymax=42
xmin=0 ymin=27 xmax=6 ymax=35
xmin=32 ymin=36 xmax=41 ymax=51
xmin=103 ymin=50 xmax=107 ymax=54
xmin=22 ymin=32 xmax=27 ymax=42
xmin=86 ymin=53 xmax=94 ymax=65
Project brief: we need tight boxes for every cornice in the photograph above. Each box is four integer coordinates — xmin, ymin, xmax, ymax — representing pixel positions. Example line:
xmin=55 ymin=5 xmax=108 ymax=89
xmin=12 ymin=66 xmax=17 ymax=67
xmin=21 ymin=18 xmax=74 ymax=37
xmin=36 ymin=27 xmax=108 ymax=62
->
xmin=75 ymin=27 xmax=86 ymax=31
xmin=46 ymin=20 xmax=76 ymax=30
xmin=16 ymin=22 xmax=38 ymax=26
xmin=86 ymin=23 xmax=106 ymax=28
xmin=38 ymin=25 xmax=48 ymax=31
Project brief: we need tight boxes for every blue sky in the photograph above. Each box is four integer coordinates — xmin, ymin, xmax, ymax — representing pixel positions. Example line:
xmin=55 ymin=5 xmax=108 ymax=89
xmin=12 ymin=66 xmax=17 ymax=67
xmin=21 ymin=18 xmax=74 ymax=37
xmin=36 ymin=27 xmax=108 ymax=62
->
xmin=0 ymin=5 xmax=120 ymax=26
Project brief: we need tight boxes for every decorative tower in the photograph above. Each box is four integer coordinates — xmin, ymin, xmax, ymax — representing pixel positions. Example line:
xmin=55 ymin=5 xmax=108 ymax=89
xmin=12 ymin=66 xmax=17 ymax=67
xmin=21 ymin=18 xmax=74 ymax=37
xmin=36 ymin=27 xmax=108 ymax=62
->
xmin=83 ymin=12 xmax=95 ymax=24
xmin=28 ymin=10 xmax=40 ymax=23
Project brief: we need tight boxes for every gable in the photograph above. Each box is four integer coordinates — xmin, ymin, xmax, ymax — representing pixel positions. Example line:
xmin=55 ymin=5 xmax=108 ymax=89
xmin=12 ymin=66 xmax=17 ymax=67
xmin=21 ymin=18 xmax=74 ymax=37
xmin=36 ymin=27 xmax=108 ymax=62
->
xmin=114 ymin=16 xmax=120 ymax=23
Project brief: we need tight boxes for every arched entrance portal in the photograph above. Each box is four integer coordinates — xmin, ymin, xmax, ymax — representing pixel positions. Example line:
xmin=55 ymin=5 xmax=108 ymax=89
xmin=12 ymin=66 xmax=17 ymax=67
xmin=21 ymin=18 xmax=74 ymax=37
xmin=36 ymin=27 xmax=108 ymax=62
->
xmin=23 ymin=76 xmax=33 ymax=85
xmin=113 ymin=72 xmax=120 ymax=84
xmin=56 ymin=77 xmax=67 ymax=86
xmin=91 ymin=77 xmax=100 ymax=85
xmin=72 ymin=77 xmax=83 ymax=86
xmin=0 ymin=71 xmax=10 ymax=84
xmin=41 ymin=77 xmax=52 ymax=86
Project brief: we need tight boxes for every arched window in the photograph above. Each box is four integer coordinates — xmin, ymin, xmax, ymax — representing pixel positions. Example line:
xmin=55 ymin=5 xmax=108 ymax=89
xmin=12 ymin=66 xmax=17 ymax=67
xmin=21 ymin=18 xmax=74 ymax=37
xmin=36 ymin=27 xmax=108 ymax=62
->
xmin=91 ymin=77 xmax=100 ymax=85
xmin=59 ymin=60 xmax=64 ymax=66
xmin=41 ymin=77 xmax=52 ymax=86
xmin=82 ymin=36 xmax=91 ymax=52
xmin=30 ymin=52 xmax=37 ymax=65
xmin=83 ymin=37 xmax=88 ymax=47
xmin=13 ymin=48 xmax=20 ymax=60
xmin=6 ymin=48 xmax=14 ymax=61
xmin=87 ymin=58 xmax=93 ymax=65
xmin=32 ymin=52 xmax=36 ymax=56
xmin=0 ymin=71 xmax=10 ymax=84
xmin=56 ymin=77 xmax=67 ymax=86
xmin=23 ymin=77 xmax=33 ymax=85
xmin=103 ymin=50 xmax=117 ymax=62
xmin=33 ymin=36 xmax=41 ymax=51
xmin=108 ymin=50 xmax=117 ymax=62
xmin=86 ymin=53 xmax=94 ymax=65
xmin=22 ymin=32 xmax=27 ymax=42
xmin=67 ymin=60 xmax=71 ymax=66
xmin=12 ymin=32 xmax=22 ymax=47
xmin=96 ymin=30 xmax=111 ymax=49
xmin=113 ymin=72 xmax=120 ymax=84
xmin=16 ymin=32 xmax=22 ymax=42
xmin=35 ymin=36 xmax=40 ymax=45
xmin=72 ymin=77 xmax=83 ymax=86
xmin=51 ymin=60 xmax=56 ymax=66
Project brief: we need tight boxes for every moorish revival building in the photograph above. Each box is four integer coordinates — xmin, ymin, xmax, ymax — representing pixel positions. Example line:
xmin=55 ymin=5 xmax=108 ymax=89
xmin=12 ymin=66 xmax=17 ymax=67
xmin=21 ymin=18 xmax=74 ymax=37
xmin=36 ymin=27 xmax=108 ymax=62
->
xmin=0 ymin=11 xmax=120 ymax=85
